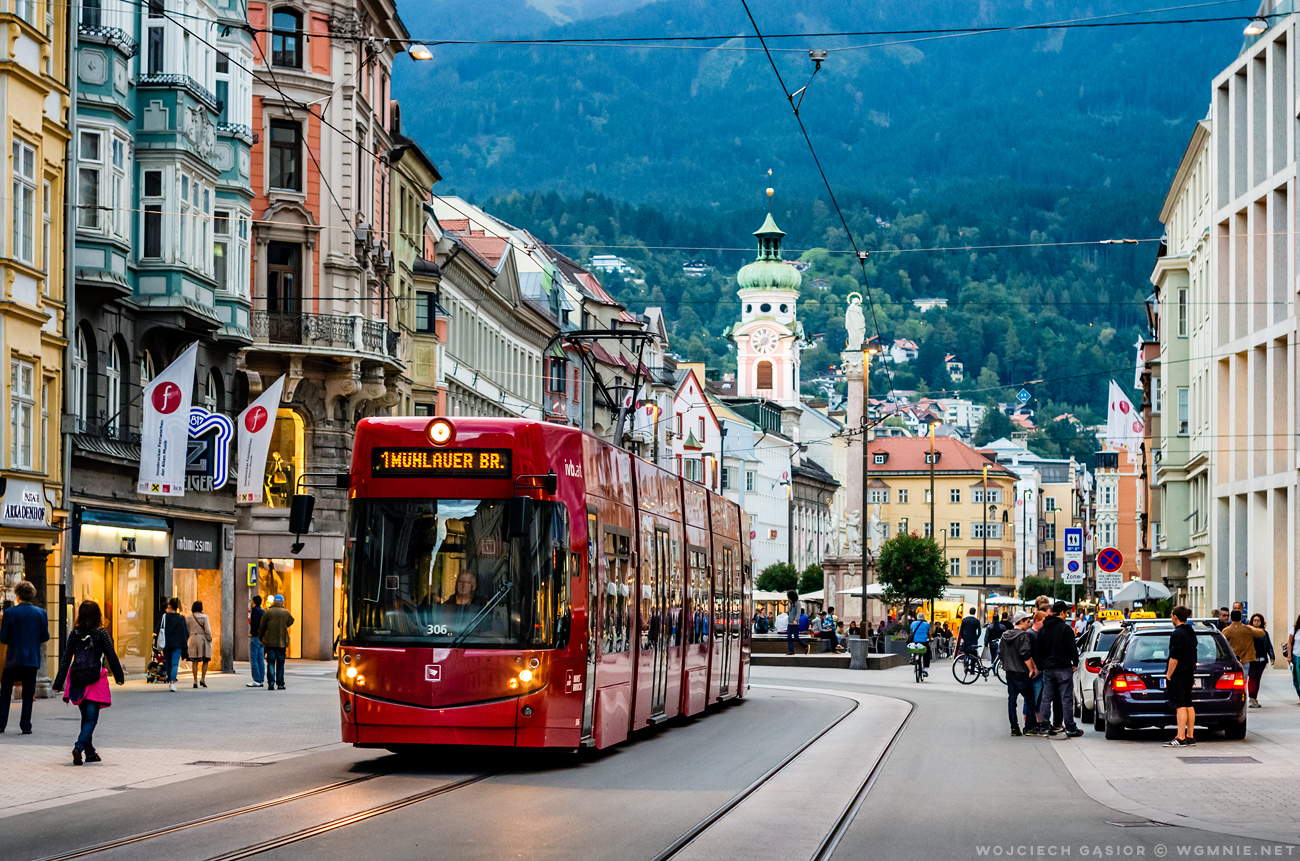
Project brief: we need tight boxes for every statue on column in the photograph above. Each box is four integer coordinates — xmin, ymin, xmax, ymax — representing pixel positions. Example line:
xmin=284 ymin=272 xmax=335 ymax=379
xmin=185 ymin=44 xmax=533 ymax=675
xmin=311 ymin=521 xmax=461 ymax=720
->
xmin=845 ymin=292 xmax=867 ymax=352
xmin=846 ymin=510 xmax=862 ymax=555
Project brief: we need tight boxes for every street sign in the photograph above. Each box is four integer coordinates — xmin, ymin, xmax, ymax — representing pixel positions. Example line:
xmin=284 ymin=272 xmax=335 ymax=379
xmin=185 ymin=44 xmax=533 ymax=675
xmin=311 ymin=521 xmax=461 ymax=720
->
xmin=1097 ymin=571 xmax=1123 ymax=591
xmin=1016 ymin=389 xmax=1031 ymax=404
xmin=1097 ymin=547 xmax=1123 ymax=573
xmin=1063 ymin=526 xmax=1084 ymax=585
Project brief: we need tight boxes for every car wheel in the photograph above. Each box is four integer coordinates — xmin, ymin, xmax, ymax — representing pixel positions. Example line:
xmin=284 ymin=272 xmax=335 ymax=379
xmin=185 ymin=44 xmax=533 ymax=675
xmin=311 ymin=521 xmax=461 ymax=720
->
xmin=1223 ymin=720 xmax=1247 ymax=740
xmin=1104 ymin=713 xmax=1125 ymax=740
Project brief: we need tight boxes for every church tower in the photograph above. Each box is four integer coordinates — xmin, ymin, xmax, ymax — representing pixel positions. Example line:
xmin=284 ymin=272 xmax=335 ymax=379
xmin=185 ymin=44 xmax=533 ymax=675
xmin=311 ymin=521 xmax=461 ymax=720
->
xmin=732 ymin=213 xmax=802 ymax=406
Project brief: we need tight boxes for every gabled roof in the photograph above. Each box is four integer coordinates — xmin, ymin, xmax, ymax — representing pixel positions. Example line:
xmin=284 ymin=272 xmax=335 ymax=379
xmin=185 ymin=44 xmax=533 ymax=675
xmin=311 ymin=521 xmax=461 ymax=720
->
xmin=867 ymin=436 xmax=1016 ymax=478
xmin=459 ymin=235 xmax=509 ymax=267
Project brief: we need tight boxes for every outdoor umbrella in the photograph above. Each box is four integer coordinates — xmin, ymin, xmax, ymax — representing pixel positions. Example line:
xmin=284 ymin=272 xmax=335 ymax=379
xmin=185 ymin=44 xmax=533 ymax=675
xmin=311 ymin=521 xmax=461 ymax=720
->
xmin=1111 ymin=579 xmax=1172 ymax=602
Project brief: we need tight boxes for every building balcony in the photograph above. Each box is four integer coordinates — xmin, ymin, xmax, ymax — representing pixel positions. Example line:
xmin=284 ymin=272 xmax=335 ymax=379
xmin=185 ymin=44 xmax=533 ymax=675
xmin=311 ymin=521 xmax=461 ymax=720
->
xmin=79 ymin=23 xmax=138 ymax=57
xmin=251 ymin=311 xmax=404 ymax=365
xmin=137 ymin=74 xmax=219 ymax=112
xmin=217 ymin=122 xmax=253 ymax=143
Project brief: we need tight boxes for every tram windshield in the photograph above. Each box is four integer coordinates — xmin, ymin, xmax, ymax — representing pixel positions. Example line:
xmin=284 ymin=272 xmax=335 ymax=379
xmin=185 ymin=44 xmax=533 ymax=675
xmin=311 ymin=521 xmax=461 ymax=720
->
xmin=344 ymin=498 xmax=570 ymax=648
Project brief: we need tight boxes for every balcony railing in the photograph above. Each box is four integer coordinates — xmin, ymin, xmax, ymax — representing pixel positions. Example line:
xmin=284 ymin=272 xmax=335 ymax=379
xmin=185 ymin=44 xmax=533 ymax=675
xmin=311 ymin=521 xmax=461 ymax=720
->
xmin=252 ymin=311 xmax=402 ymax=360
xmin=137 ymin=74 xmax=219 ymax=111
xmin=217 ymin=122 xmax=253 ymax=142
xmin=79 ymin=23 xmax=139 ymax=57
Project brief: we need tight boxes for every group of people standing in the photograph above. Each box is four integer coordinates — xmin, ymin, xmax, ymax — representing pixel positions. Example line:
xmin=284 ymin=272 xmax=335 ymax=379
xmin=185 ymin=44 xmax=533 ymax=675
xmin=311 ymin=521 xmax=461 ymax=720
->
xmin=0 ymin=585 xmax=294 ymax=766
xmin=998 ymin=598 xmax=1086 ymax=738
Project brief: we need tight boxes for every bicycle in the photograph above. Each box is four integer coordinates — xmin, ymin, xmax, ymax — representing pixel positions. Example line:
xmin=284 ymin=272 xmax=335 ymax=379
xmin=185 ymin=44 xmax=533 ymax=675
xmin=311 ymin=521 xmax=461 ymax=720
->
xmin=907 ymin=642 xmax=928 ymax=683
xmin=952 ymin=650 xmax=1005 ymax=685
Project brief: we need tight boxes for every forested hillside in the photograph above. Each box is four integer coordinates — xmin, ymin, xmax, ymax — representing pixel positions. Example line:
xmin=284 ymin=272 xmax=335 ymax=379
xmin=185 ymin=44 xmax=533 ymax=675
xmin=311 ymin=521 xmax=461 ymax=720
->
xmin=395 ymin=0 xmax=1254 ymax=416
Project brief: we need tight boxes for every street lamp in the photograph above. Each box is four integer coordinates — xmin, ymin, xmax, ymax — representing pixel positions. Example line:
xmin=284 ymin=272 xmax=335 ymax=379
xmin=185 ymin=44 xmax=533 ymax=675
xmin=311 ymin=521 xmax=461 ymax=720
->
xmin=1021 ymin=489 xmax=1033 ymax=585
xmin=1052 ymin=508 xmax=1060 ymax=585
xmin=407 ymin=43 xmax=434 ymax=61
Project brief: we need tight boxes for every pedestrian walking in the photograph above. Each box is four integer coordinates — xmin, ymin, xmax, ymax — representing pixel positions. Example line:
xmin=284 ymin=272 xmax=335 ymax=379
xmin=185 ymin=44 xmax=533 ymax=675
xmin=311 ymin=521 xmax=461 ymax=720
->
xmin=1222 ymin=610 xmax=1265 ymax=676
xmin=0 ymin=580 xmax=49 ymax=734
xmin=258 ymin=594 xmax=294 ymax=690
xmin=187 ymin=601 xmax=213 ymax=689
xmin=247 ymin=595 xmax=266 ymax=688
xmin=52 ymin=600 xmax=124 ymax=765
xmin=158 ymin=598 xmax=188 ymax=692
xmin=1027 ymin=601 xmax=1083 ymax=738
xmin=1164 ymin=605 xmax=1198 ymax=747
xmin=1287 ymin=615 xmax=1300 ymax=705
xmin=783 ymin=590 xmax=805 ymax=655
xmin=1000 ymin=611 xmax=1038 ymax=736
xmin=1246 ymin=613 xmax=1274 ymax=709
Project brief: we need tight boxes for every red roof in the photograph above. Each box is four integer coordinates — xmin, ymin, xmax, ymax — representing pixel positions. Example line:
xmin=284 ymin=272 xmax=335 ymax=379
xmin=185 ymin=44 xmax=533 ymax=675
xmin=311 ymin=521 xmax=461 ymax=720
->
xmin=441 ymin=219 xmax=470 ymax=232
xmin=459 ymin=235 xmax=509 ymax=267
xmin=867 ymin=436 xmax=1015 ymax=477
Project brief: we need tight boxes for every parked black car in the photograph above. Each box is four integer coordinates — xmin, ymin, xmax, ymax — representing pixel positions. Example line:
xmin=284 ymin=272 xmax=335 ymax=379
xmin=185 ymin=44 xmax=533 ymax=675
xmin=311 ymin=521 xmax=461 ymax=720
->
xmin=1091 ymin=622 xmax=1247 ymax=740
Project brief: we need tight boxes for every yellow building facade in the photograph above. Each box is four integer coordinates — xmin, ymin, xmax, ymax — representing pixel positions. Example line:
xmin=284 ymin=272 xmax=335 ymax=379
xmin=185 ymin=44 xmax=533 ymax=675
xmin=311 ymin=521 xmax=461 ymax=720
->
xmin=866 ymin=437 xmax=1018 ymax=606
xmin=0 ymin=0 xmax=70 ymax=672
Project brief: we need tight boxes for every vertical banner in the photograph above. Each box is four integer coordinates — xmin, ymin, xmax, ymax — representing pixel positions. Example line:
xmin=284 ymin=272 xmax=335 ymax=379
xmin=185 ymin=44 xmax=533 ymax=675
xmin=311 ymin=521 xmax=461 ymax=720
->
xmin=137 ymin=342 xmax=199 ymax=496
xmin=236 ymin=375 xmax=285 ymax=503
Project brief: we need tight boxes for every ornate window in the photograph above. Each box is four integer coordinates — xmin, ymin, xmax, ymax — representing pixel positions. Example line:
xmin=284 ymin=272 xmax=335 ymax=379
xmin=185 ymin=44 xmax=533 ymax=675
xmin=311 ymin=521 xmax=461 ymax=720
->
xmin=271 ymin=10 xmax=303 ymax=69
xmin=756 ymin=360 xmax=773 ymax=390
xmin=106 ymin=340 xmax=122 ymax=433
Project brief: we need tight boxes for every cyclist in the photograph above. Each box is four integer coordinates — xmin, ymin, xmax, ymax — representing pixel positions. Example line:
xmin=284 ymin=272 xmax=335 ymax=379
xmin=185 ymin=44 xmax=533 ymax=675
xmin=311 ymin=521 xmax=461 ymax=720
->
xmin=909 ymin=611 xmax=931 ymax=675
xmin=958 ymin=606 xmax=981 ymax=657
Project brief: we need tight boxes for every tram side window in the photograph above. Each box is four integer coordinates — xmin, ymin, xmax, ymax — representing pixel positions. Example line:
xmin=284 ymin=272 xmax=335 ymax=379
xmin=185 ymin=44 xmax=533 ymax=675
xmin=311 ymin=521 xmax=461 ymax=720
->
xmin=689 ymin=549 xmax=708 ymax=644
xmin=715 ymin=547 xmax=733 ymax=640
xmin=602 ymin=530 xmax=631 ymax=654
xmin=669 ymin=539 xmax=684 ymax=646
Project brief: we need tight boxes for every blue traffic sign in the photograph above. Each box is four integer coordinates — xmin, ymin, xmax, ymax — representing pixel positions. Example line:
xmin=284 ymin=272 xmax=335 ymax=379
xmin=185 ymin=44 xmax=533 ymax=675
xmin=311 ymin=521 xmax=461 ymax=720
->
xmin=1016 ymin=389 xmax=1031 ymax=404
xmin=1064 ymin=527 xmax=1083 ymax=553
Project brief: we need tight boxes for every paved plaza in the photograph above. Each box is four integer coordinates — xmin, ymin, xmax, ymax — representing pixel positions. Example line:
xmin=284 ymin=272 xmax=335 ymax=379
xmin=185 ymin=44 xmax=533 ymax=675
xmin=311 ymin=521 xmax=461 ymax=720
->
xmin=0 ymin=661 xmax=342 ymax=819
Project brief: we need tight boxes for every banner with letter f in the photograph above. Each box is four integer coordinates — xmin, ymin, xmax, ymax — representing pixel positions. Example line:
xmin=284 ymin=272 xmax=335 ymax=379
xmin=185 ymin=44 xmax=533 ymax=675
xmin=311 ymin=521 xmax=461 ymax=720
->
xmin=137 ymin=342 xmax=199 ymax=496
xmin=236 ymin=375 xmax=285 ymax=504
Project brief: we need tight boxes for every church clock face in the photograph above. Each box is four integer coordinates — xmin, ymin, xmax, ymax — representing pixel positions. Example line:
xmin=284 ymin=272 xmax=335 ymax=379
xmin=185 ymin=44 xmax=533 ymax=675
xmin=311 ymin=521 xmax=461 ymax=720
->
xmin=751 ymin=327 xmax=778 ymax=354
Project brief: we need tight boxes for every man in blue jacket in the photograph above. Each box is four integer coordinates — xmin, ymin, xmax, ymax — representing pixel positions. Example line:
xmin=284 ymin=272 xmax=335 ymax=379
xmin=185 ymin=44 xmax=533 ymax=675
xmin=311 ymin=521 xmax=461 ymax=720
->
xmin=0 ymin=580 xmax=49 ymax=734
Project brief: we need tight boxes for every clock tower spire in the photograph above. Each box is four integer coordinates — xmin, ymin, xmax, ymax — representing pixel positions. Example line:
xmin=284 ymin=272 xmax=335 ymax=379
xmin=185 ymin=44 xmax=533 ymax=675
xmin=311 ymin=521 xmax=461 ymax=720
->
xmin=732 ymin=211 xmax=802 ymax=406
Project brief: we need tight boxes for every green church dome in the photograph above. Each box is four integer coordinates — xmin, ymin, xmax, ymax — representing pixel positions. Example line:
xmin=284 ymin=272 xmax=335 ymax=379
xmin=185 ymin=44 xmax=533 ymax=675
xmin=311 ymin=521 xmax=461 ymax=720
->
xmin=737 ymin=213 xmax=801 ymax=294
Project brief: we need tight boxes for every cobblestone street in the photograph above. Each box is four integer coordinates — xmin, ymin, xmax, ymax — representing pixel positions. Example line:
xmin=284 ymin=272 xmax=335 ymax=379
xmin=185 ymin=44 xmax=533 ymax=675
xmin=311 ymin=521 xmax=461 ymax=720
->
xmin=0 ymin=662 xmax=341 ymax=819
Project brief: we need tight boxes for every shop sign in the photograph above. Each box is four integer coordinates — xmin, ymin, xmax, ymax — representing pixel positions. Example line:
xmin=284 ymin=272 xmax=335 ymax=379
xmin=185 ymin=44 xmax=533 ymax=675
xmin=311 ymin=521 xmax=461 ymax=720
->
xmin=186 ymin=407 xmax=234 ymax=493
xmin=0 ymin=479 xmax=49 ymax=527
xmin=173 ymin=520 xmax=221 ymax=569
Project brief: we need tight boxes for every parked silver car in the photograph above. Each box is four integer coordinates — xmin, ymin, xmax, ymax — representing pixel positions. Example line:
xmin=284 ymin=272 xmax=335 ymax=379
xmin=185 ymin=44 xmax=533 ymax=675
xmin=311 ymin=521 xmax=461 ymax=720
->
xmin=1073 ymin=624 xmax=1123 ymax=724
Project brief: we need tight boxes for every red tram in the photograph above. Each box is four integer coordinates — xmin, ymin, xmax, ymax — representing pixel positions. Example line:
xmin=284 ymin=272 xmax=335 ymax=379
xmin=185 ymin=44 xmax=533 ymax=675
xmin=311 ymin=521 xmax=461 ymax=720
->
xmin=335 ymin=416 xmax=751 ymax=749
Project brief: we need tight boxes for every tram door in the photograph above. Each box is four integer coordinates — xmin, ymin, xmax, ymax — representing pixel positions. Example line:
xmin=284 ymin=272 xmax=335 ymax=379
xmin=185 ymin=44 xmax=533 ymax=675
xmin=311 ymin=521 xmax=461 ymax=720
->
xmin=648 ymin=528 xmax=671 ymax=717
xmin=718 ymin=546 xmax=734 ymax=695
xmin=580 ymin=510 xmax=599 ymax=743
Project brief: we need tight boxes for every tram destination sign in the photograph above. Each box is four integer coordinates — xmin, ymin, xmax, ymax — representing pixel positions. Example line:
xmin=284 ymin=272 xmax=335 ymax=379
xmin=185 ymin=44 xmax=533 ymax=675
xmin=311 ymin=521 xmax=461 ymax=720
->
xmin=371 ymin=447 xmax=513 ymax=478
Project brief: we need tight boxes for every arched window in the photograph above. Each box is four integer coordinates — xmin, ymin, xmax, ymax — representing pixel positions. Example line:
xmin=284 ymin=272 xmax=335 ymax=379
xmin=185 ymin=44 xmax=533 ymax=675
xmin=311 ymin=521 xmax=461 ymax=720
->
xmin=265 ymin=409 xmax=305 ymax=507
xmin=72 ymin=328 xmax=89 ymax=431
xmin=106 ymin=340 xmax=122 ymax=435
xmin=140 ymin=350 xmax=155 ymax=388
xmin=204 ymin=370 xmax=223 ymax=413
xmin=756 ymin=360 xmax=773 ymax=390
xmin=271 ymin=10 xmax=303 ymax=69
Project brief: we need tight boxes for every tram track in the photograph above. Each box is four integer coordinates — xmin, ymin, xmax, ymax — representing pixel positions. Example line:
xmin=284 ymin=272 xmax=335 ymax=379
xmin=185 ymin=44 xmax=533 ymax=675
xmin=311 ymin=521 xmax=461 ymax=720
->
xmin=652 ymin=689 xmax=915 ymax=861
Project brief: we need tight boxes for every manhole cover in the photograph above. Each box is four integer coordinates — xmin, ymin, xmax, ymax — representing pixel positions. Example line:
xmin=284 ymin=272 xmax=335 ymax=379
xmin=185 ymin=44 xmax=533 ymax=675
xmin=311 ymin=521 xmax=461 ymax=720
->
xmin=186 ymin=761 xmax=271 ymax=768
xmin=1177 ymin=756 xmax=1260 ymax=764
xmin=1106 ymin=821 xmax=1168 ymax=828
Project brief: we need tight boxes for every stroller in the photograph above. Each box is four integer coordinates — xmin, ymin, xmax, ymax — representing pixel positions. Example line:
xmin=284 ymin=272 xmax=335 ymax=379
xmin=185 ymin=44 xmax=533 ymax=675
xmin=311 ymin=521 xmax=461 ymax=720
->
xmin=145 ymin=641 xmax=167 ymax=683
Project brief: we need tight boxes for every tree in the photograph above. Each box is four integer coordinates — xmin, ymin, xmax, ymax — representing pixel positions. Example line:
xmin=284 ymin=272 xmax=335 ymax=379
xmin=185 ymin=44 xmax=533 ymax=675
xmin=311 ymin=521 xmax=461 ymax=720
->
xmin=973 ymin=406 xmax=1016 ymax=446
xmin=757 ymin=562 xmax=798 ymax=593
xmin=799 ymin=563 xmax=824 ymax=594
xmin=876 ymin=532 xmax=949 ymax=615
xmin=1018 ymin=574 xmax=1072 ymax=601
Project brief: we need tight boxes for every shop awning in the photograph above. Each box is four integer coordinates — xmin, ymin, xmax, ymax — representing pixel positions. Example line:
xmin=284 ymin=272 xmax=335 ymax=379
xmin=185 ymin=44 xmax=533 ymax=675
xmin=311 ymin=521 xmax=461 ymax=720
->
xmin=80 ymin=509 xmax=171 ymax=531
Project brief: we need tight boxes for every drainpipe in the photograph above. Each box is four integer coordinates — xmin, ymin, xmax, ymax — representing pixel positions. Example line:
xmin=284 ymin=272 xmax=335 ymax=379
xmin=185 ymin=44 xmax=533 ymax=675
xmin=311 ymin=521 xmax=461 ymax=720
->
xmin=55 ymin=0 xmax=80 ymax=696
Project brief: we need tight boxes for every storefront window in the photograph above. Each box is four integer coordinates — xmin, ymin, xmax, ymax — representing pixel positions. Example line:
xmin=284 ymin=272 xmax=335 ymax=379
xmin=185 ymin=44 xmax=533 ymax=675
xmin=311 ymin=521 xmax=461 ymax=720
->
xmin=264 ymin=409 xmax=305 ymax=508
xmin=256 ymin=558 xmax=302 ymax=658
xmin=174 ymin=567 xmax=223 ymax=663
xmin=71 ymin=555 xmax=155 ymax=673
xmin=2 ymin=548 xmax=22 ymax=606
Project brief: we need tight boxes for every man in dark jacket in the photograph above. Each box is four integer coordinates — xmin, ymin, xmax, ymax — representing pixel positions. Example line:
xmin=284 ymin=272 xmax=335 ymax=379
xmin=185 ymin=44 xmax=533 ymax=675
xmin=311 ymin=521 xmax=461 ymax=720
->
xmin=247 ymin=596 xmax=266 ymax=688
xmin=958 ymin=607 xmax=981 ymax=656
xmin=159 ymin=598 xmax=189 ymax=692
xmin=1000 ymin=611 xmax=1038 ymax=736
xmin=1028 ymin=601 xmax=1083 ymax=737
xmin=258 ymin=595 xmax=295 ymax=690
xmin=0 ymin=581 xmax=49 ymax=734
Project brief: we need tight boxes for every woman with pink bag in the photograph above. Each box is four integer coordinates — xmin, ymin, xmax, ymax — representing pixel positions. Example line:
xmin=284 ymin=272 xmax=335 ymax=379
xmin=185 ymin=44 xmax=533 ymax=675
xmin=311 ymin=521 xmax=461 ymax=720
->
xmin=52 ymin=601 xmax=125 ymax=765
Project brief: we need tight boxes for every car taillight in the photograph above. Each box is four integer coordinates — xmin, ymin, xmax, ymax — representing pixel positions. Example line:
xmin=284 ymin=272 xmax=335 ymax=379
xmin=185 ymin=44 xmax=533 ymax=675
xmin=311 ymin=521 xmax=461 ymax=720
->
xmin=1112 ymin=673 xmax=1146 ymax=691
xmin=1216 ymin=672 xmax=1245 ymax=690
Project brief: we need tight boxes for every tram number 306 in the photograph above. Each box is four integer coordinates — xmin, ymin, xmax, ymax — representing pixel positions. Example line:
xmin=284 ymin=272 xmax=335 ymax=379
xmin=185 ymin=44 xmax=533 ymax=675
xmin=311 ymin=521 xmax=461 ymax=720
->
xmin=424 ymin=625 xmax=450 ymax=636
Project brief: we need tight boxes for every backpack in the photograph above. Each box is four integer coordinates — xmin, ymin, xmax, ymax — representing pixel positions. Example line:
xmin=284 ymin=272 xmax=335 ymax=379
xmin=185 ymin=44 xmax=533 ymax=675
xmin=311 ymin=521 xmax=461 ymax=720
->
xmin=68 ymin=631 xmax=102 ymax=686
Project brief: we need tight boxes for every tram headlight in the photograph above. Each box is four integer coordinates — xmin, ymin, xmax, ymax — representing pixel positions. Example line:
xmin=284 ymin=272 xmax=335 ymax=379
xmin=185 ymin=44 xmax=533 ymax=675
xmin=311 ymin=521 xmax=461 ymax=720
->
xmin=426 ymin=418 xmax=455 ymax=446
xmin=345 ymin=666 xmax=358 ymax=679
xmin=518 ymin=669 xmax=533 ymax=683
xmin=507 ymin=678 xmax=520 ymax=690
